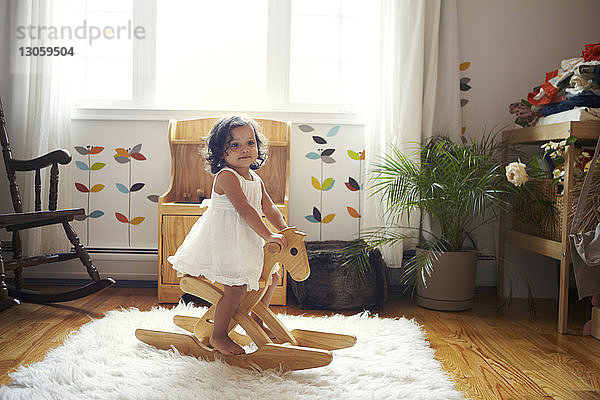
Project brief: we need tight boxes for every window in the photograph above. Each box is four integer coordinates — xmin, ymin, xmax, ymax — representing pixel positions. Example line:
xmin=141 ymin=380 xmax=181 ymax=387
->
xmin=69 ymin=0 xmax=135 ymax=103
xmin=73 ymin=0 xmax=375 ymax=113
xmin=289 ymin=0 xmax=370 ymax=107
xmin=154 ymin=0 xmax=269 ymax=109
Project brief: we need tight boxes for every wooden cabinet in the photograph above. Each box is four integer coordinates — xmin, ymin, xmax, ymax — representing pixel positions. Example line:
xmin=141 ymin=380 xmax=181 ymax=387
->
xmin=158 ymin=118 xmax=291 ymax=304
xmin=499 ymin=120 xmax=600 ymax=334
xmin=161 ymin=215 xmax=200 ymax=285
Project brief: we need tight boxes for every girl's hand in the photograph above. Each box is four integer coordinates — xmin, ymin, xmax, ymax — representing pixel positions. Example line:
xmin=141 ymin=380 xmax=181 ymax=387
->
xmin=266 ymin=233 xmax=287 ymax=252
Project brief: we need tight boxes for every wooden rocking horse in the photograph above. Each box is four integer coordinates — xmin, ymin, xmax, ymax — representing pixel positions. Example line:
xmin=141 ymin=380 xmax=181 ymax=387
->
xmin=136 ymin=227 xmax=356 ymax=371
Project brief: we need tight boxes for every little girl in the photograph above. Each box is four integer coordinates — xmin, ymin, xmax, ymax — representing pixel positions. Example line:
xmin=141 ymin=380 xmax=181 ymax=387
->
xmin=167 ymin=115 xmax=288 ymax=356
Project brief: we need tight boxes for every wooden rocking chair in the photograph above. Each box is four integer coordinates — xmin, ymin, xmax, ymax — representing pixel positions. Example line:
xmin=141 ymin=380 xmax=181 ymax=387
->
xmin=0 ymin=98 xmax=115 ymax=310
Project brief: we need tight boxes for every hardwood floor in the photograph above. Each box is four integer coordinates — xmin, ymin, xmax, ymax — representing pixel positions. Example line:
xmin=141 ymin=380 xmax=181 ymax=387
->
xmin=1 ymin=286 xmax=598 ymax=399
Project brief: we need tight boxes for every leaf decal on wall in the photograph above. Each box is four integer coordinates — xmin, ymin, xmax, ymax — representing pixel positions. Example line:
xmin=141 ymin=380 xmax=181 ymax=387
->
xmin=130 ymin=182 xmax=145 ymax=192
xmin=305 ymin=152 xmax=320 ymax=160
xmin=312 ymin=136 xmax=327 ymax=144
xmin=304 ymin=215 xmax=319 ymax=223
xmin=327 ymin=126 xmax=340 ymax=137
xmin=90 ymin=162 xmax=106 ymax=171
xmin=461 ymin=99 xmax=469 ymax=107
xmin=74 ymin=146 xmax=88 ymax=155
xmin=114 ymin=156 xmax=130 ymax=164
xmin=298 ymin=124 xmax=314 ymax=133
xmin=321 ymin=213 xmax=335 ymax=224
xmin=459 ymin=61 xmax=471 ymax=71
xmin=116 ymin=183 xmax=129 ymax=193
xmin=322 ymin=178 xmax=334 ymax=191
xmin=312 ymin=207 xmax=322 ymax=222
xmin=89 ymin=146 xmax=104 ymax=154
xmin=147 ymin=195 xmax=159 ymax=203
xmin=460 ymin=81 xmax=471 ymax=91
xmin=321 ymin=156 xmax=336 ymax=164
xmin=131 ymin=153 xmax=146 ymax=161
xmin=75 ymin=183 xmax=89 ymax=193
xmin=115 ymin=212 xmax=129 ymax=223
xmin=75 ymin=161 xmax=89 ymax=171
xmin=311 ymin=176 xmax=321 ymax=190
xmin=90 ymin=184 xmax=105 ymax=193
xmin=321 ymin=148 xmax=335 ymax=157
xmin=462 ymin=127 xmax=466 ymax=135
xmin=345 ymin=177 xmax=360 ymax=191
xmin=115 ymin=148 xmax=130 ymax=157
xmin=131 ymin=144 xmax=142 ymax=154
xmin=360 ymin=150 xmax=365 ymax=160
xmin=347 ymin=206 xmax=360 ymax=218
xmin=130 ymin=216 xmax=145 ymax=225
xmin=347 ymin=150 xmax=360 ymax=160
xmin=89 ymin=210 xmax=104 ymax=218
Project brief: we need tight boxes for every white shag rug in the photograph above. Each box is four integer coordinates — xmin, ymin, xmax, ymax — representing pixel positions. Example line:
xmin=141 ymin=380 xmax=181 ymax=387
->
xmin=0 ymin=303 xmax=465 ymax=400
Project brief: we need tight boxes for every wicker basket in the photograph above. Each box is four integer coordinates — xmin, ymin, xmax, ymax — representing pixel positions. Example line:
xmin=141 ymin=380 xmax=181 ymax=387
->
xmin=512 ymin=170 xmax=600 ymax=241
xmin=512 ymin=180 xmax=563 ymax=241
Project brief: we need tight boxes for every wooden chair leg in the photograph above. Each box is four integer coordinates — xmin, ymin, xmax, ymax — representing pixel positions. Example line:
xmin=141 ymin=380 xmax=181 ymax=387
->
xmin=13 ymin=267 xmax=23 ymax=291
xmin=0 ymin=241 xmax=18 ymax=311
xmin=11 ymin=232 xmax=23 ymax=290
xmin=1 ymin=244 xmax=8 ymax=300
xmin=62 ymin=221 xmax=100 ymax=281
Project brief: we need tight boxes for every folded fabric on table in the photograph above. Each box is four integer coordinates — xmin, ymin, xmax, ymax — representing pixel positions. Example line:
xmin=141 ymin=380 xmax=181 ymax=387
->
xmin=536 ymin=107 xmax=600 ymax=126
xmin=582 ymin=43 xmax=600 ymax=62
xmin=541 ymin=91 xmax=600 ymax=117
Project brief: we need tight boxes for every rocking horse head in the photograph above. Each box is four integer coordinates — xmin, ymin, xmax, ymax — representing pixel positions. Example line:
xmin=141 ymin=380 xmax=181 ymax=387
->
xmin=264 ymin=227 xmax=310 ymax=282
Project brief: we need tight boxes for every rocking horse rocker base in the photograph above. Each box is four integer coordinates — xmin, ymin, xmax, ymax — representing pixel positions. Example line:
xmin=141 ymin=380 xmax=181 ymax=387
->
xmin=136 ymin=228 xmax=356 ymax=371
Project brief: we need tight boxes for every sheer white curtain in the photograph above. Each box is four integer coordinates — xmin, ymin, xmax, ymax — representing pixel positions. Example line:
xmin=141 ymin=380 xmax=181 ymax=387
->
xmin=8 ymin=0 xmax=74 ymax=256
xmin=363 ymin=0 xmax=462 ymax=267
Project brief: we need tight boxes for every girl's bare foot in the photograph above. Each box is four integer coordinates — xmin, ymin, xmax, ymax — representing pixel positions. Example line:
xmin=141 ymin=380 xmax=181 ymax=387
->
xmin=209 ymin=334 xmax=245 ymax=355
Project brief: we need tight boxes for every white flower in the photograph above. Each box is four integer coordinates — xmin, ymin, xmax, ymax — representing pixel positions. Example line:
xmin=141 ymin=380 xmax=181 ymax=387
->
xmin=582 ymin=151 xmax=590 ymax=157
xmin=559 ymin=140 xmax=567 ymax=147
xmin=506 ymin=161 xmax=529 ymax=187
xmin=553 ymin=168 xmax=565 ymax=179
xmin=551 ymin=149 xmax=563 ymax=159
xmin=551 ymin=142 xmax=560 ymax=150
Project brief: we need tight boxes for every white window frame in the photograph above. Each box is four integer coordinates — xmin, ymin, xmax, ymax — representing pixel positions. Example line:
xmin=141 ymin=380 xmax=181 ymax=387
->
xmin=73 ymin=0 xmax=367 ymax=120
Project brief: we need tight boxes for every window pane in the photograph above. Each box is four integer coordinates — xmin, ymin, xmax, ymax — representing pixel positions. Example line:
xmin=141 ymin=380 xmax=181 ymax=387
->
xmin=289 ymin=61 xmax=339 ymax=104
xmin=292 ymin=0 xmax=340 ymax=16
xmin=290 ymin=16 xmax=340 ymax=62
xmin=84 ymin=58 xmax=133 ymax=100
xmin=155 ymin=0 xmax=268 ymax=109
xmin=70 ymin=0 xmax=134 ymax=101
xmin=289 ymin=0 xmax=372 ymax=107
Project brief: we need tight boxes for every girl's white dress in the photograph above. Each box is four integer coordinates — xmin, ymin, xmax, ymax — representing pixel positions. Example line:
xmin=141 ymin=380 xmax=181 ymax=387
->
xmin=167 ymin=167 xmax=265 ymax=291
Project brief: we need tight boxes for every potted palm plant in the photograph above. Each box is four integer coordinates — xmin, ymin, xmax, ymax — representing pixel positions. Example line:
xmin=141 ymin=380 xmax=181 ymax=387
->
xmin=347 ymin=134 xmax=509 ymax=311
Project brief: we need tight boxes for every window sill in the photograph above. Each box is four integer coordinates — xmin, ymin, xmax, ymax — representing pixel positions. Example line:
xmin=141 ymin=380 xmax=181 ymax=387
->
xmin=70 ymin=107 xmax=366 ymax=125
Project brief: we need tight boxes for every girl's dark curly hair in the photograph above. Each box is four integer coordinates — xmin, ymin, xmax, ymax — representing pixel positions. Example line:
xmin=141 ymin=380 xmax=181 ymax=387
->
xmin=204 ymin=115 xmax=269 ymax=174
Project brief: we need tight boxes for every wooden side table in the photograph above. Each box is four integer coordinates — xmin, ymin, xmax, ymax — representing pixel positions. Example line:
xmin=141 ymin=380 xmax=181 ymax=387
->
xmin=499 ymin=120 xmax=600 ymax=334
